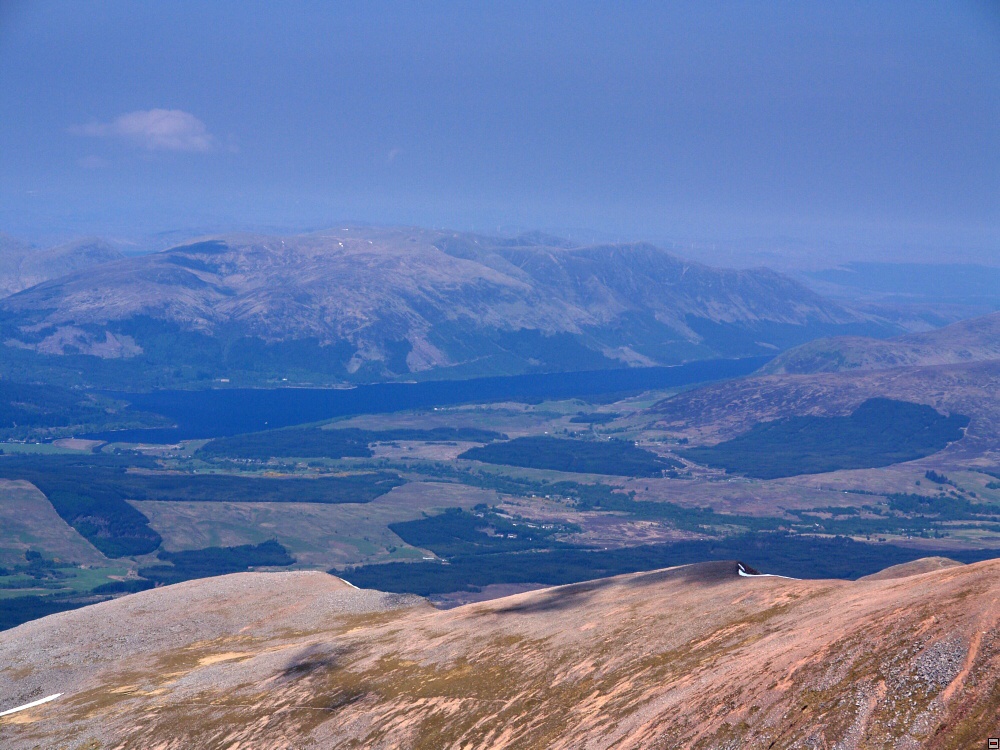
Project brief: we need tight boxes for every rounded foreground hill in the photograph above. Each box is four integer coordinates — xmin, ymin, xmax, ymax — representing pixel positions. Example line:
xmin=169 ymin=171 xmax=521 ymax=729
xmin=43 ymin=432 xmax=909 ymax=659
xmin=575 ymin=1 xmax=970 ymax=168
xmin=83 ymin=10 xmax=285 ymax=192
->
xmin=1 ymin=560 xmax=998 ymax=748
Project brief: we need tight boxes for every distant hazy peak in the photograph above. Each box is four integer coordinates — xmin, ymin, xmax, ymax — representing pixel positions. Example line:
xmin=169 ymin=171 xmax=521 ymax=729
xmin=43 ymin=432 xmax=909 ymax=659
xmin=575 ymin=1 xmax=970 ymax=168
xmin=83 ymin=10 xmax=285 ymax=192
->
xmin=0 ymin=235 xmax=124 ymax=299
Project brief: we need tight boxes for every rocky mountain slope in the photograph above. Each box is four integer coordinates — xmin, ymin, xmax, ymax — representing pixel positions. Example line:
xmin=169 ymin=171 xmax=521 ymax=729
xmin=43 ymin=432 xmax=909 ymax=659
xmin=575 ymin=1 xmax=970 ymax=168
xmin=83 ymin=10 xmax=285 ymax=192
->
xmin=762 ymin=311 xmax=1000 ymax=375
xmin=0 ymin=235 xmax=123 ymax=299
xmin=2 ymin=559 xmax=998 ymax=748
xmin=0 ymin=228 xmax=883 ymax=385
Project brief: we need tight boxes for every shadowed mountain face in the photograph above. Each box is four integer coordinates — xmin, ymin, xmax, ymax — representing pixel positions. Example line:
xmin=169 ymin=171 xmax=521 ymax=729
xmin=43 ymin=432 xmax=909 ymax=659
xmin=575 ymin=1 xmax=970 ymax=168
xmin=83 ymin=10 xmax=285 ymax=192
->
xmin=0 ymin=228 xmax=884 ymax=385
xmin=1 ymin=559 xmax=998 ymax=748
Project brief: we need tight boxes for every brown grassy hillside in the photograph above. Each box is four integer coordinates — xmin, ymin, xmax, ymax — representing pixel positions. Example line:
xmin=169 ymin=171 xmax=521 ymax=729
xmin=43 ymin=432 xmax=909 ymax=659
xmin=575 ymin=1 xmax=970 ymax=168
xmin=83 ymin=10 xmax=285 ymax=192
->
xmin=762 ymin=311 xmax=1000 ymax=375
xmin=650 ymin=360 xmax=1000 ymax=455
xmin=2 ymin=559 xmax=999 ymax=748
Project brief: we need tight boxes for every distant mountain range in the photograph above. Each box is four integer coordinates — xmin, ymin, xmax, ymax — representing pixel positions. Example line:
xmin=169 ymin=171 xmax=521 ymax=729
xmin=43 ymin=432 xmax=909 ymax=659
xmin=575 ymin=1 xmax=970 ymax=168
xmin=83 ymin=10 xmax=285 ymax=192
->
xmin=0 ymin=235 xmax=122 ymax=299
xmin=0 ymin=228 xmax=888 ymax=387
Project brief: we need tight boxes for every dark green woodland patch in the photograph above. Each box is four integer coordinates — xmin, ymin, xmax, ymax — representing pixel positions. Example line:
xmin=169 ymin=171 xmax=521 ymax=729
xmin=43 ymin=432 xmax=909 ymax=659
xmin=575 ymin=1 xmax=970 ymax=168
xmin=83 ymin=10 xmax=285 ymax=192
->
xmin=138 ymin=540 xmax=294 ymax=585
xmin=682 ymin=398 xmax=968 ymax=479
xmin=459 ymin=435 xmax=680 ymax=477
xmin=0 ymin=454 xmax=402 ymax=557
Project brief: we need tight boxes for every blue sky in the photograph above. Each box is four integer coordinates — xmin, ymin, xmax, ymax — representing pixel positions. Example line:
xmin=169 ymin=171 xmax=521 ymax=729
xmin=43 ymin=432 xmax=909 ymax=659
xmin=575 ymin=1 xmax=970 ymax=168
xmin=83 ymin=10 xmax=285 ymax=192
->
xmin=1 ymin=1 xmax=998 ymax=253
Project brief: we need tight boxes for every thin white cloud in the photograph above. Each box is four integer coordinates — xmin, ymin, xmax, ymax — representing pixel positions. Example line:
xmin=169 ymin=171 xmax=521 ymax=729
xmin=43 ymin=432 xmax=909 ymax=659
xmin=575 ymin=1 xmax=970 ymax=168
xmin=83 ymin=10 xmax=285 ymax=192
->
xmin=70 ymin=109 xmax=216 ymax=152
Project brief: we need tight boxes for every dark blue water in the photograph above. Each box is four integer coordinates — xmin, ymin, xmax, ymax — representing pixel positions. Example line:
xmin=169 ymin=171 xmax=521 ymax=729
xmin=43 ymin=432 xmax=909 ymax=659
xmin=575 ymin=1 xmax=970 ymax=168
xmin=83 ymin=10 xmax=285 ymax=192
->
xmin=84 ymin=357 xmax=770 ymax=443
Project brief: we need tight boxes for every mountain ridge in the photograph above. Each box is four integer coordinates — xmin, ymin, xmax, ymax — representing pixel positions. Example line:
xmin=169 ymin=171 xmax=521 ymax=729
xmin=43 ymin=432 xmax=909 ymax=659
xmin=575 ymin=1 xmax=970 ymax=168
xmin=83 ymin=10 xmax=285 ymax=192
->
xmin=0 ymin=228 xmax=887 ymax=386
xmin=2 ymin=558 xmax=997 ymax=748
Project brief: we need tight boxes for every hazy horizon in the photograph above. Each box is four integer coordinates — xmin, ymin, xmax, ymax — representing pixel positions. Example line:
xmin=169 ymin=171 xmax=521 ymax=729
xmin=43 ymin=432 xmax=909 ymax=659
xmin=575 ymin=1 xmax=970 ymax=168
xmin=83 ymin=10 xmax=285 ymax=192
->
xmin=2 ymin=1 xmax=998 ymax=261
